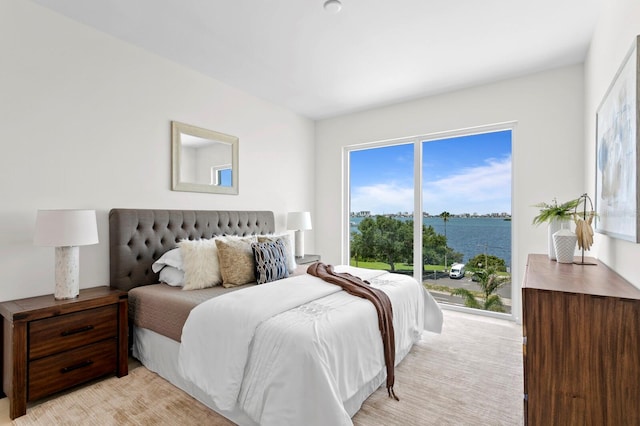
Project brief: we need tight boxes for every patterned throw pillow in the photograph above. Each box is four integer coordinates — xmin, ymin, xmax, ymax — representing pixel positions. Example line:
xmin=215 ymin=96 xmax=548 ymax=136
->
xmin=215 ymin=236 xmax=257 ymax=288
xmin=257 ymin=233 xmax=296 ymax=273
xmin=252 ymin=240 xmax=290 ymax=284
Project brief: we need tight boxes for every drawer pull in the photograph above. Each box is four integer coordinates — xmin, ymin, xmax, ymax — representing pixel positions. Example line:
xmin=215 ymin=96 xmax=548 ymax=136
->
xmin=60 ymin=360 xmax=94 ymax=373
xmin=61 ymin=325 xmax=94 ymax=336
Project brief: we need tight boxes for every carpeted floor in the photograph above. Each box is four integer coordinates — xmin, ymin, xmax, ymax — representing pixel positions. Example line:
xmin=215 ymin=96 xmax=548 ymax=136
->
xmin=353 ymin=310 xmax=523 ymax=425
xmin=12 ymin=310 xmax=523 ymax=425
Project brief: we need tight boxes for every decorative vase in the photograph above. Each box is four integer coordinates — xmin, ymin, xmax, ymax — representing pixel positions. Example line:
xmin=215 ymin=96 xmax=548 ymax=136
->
xmin=548 ymin=218 xmax=570 ymax=260
xmin=553 ymin=229 xmax=577 ymax=264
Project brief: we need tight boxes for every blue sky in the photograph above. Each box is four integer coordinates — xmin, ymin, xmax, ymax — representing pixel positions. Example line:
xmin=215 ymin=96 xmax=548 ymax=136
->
xmin=350 ymin=130 xmax=512 ymax=215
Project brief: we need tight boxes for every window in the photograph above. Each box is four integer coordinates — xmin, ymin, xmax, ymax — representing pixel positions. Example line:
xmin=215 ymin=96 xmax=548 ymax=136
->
xmin=347 ymin=125 xmax=514 ymax=318
xmin=211 ymin=165 xmax=232 ymax=186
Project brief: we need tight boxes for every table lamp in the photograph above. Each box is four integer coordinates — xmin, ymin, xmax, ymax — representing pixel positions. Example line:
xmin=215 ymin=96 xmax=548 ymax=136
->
xmin=34 ymin=209 xmax=99 ymax=300
xmin=287 ymin=212 xmax=312 ymax=258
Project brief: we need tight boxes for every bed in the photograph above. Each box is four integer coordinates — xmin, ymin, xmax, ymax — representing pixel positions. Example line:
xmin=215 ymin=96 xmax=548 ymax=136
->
xmin=109 ymin=208 xmax=443 ymax=426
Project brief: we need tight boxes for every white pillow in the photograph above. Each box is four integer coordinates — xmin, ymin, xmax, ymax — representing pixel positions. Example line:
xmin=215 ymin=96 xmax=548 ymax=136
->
xmin=159 ymin=266 xmax=184 ymax=287
xmin=178 ymin=238 xmax=222 ymax=290
xmin=152 ymin=248 xmax=183 ymax=273
xmin=258 ymin=233 xmax=296 ymax=273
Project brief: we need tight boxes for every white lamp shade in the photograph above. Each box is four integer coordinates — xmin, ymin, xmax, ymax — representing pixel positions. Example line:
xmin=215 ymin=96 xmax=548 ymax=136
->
xmin=34 ymin=209 xmax=99 ymax=247
xmin=287 ymin=212 xmax=312 ymax=231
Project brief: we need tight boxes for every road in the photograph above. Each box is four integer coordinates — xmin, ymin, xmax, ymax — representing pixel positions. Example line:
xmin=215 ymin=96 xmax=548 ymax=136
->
xmin=423 ymin=274 xmax=512 ymax=312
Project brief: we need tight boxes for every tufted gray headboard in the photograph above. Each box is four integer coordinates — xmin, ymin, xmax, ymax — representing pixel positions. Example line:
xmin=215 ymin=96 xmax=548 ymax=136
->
xmin=109 ymin=209 xmax=275 ymax=292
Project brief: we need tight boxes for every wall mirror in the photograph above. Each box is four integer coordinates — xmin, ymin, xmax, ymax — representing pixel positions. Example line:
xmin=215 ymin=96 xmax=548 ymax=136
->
xmin=171 ymin=121 xmax=239 ymax=195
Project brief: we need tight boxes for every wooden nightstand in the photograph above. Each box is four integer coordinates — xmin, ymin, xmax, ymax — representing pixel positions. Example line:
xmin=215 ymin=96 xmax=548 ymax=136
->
xmin=295 ymin=254 xmax=321 ymax=265
xmin=0 ymin=286 xmax=128 ymax=419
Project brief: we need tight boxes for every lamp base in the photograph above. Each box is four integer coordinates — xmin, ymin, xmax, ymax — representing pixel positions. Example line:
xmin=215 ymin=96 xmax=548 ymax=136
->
xmin=54 ymin=246 xmax=80 ymax=300
xmin=294 ymin=230 xmax=305 ymax=258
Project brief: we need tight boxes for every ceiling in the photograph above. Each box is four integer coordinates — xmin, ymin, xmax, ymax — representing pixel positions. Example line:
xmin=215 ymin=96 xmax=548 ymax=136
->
xmin=31 ymin=0 xmax=603 ymax=120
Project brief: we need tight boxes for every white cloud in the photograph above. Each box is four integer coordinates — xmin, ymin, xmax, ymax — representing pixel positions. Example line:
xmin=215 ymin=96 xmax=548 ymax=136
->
xmin=423 ymin=156 xmax=511 ymax=214
xmin=351 ymin=182 xmax=414 ymax=215
xmin=351 ymin=156 xmax=511 ymax=215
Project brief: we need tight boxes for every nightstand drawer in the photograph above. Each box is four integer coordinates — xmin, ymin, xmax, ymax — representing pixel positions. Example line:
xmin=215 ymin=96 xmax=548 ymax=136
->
xmin=28 ymin=338 xmax=117 ymax=401
xmin=29 ymin=305 xmax=118 ymax=360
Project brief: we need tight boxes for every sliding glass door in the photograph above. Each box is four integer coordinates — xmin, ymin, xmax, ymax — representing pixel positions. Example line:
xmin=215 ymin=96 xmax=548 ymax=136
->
xmin=347 ymin=126 xmax=513 ymax=317
xmin=421 ymin=130 xmax=512 ymax=314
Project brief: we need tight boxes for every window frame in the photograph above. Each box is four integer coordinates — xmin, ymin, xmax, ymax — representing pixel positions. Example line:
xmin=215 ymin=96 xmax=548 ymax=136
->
xmin=343 ymin=122 xmax=518 ymax=321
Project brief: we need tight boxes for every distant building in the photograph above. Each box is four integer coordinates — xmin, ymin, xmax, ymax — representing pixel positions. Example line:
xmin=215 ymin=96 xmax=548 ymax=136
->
xmin=360 ymin=211 xmax=512 ymax=219
xmin=351 ymin=211 xmax=371 ymax=217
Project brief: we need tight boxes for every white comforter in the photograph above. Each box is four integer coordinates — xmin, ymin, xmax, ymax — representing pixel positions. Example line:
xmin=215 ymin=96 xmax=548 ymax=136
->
xmin=179 ymin=266 xmax=443 ymax=426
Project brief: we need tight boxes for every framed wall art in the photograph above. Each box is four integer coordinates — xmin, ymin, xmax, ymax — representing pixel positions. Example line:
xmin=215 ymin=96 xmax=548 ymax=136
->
xmin=595 ymin=35 xmax=640 ymax=243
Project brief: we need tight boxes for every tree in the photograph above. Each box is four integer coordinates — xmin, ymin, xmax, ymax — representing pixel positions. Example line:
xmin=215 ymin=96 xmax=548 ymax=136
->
xmin=350 ymin=230 xmax=363 ymax=266
xmin=450 ymin=266 xmax=509 ymax=312
xmin=439 ymin=211 xmax=451 ymax=235
xmin=439 ymin=212 xmax=451 ymax=270
xmin=422 ymin=225 xmax=446 ymax=265
xmin=422 ymin=225 xmax=462 ymax=266
xmin=466 ymin=254 xmax=507 ymax=272
xmin=351 ymin=216 xmax=413 ymax=271
xmin=351 ymin=216 xmax=462 ymax=271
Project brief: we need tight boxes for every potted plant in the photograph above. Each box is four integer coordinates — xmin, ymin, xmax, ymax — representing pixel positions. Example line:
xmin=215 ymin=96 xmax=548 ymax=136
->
xmin=532 ymin=197 xmax=581 ymax=225
xmin=532 ymin=197 xmax=580 ymax=260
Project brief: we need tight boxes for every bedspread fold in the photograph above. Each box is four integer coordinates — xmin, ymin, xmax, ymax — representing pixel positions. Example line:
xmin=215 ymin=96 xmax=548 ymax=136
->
xmin=307 ymin=262 xmax=398 ymax=400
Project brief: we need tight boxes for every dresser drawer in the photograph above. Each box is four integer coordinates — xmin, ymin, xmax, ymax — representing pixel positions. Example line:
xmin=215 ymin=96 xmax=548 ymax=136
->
xmin=28 ymin=338 xmax=117 ymax=401
xmin=29 ymin=305 xmax=117 ymax=360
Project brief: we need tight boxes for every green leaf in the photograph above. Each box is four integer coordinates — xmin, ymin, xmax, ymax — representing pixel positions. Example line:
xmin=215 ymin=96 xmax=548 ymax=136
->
xmin=532 ymin=197 xmax=581 ymax=225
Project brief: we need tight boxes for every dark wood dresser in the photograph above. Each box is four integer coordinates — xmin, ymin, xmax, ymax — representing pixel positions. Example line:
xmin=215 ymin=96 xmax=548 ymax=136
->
xmin=0 ymin=286 xmax=128 ymax=419
xmin=522 ymin=254 xmax=640 ymax=426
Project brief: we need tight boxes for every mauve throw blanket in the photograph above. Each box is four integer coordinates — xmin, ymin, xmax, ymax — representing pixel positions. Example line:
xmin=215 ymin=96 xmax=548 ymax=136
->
xmin=307 ymin=262 xmax=399 ymax=401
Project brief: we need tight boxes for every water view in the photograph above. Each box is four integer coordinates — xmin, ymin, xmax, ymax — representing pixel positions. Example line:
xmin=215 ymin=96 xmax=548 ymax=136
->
xmin=350 ymin=215 xmax=511 ymax=267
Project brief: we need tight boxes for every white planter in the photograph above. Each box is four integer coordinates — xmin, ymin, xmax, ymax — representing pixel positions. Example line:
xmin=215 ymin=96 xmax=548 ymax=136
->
xmin=548 ymin=218 xmax=570 ymax=260
xmin=553 ymin=229 xmax=577 ymax=264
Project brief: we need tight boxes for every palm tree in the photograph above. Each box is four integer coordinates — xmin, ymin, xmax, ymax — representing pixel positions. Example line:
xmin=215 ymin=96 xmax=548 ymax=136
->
xmin=439 ymin=211 xmax=450 ymax=270
xmin=450 ymin=266 xmax=509 ymax=312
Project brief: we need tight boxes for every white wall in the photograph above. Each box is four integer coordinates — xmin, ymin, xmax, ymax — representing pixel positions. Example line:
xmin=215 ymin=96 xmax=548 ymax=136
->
xmin=6 ymin=0 xmax=635 ymax=307
xmin=584 ymin=0 xmax=640 ymax=288
xmin=0 ymin=1 xmax=315 ymax=301
xmin=315 ymin=65 xmax=586 ymax=321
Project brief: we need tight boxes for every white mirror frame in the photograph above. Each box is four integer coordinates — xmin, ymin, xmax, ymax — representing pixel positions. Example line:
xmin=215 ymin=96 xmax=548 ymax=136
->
xmin=171 ymin=121 xmax=239 ymax=195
